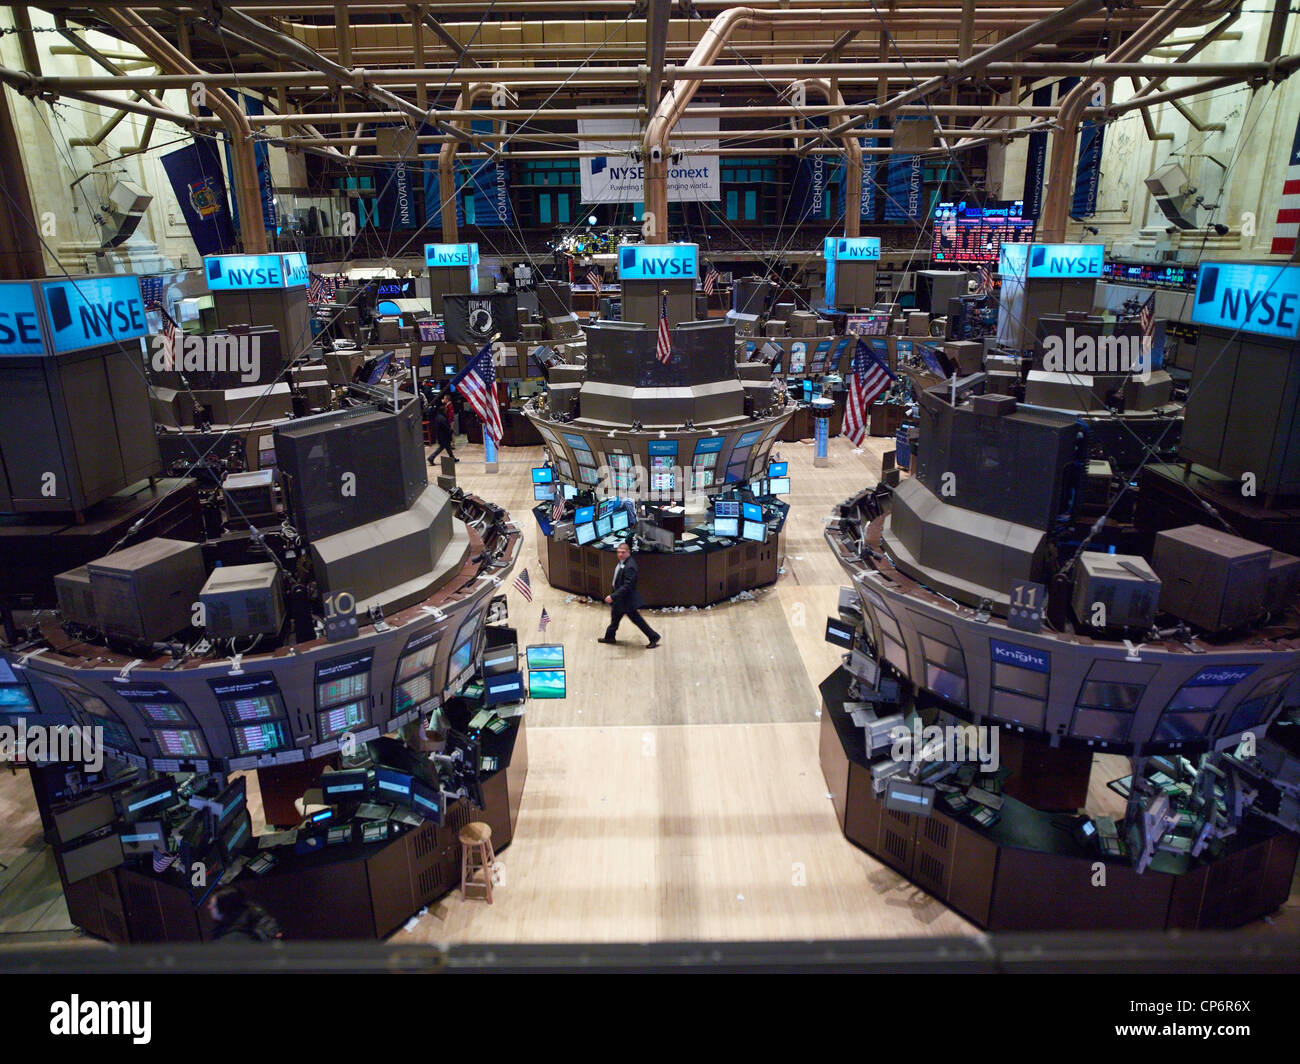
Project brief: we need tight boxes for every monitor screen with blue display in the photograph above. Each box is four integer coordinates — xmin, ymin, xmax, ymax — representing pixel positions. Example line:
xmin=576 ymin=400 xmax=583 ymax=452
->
xmin=610 ymin=509 xmax=630 ymax=532
xmin=534 ymin=483 xmax=556 ymax=501
xmin=526 ymin=644 xmax=565 ymax=670
xmin=424 ymin=243 xmax=479 ymax=269
xmin=714 ymin=500 xmax=740 ymax=518
xmin=375 ymin=766 xmax=413 ymax=802
xmin=767 ymin=462 xmax=788 ymax=478
xmin=595 ymin=515 xmax=612 ymax=538
xmin=713 ymin=517 xmax=739 ymax=538
xmin=742 ymin=502 xmax=763 ymax=522
xmin=767 ymin=477 xmax=791 ymax=495
xmin=527 ymin=670 xmax=566 ymax=699
xmin=618 ymin=243 xmax=699 ymax=281
xmin=532 ymin=467 xmax=554 ymax=483
xmin=575 ymin=505 xmax=595 ymax=525
xmin=0 ymin=282 xmax=46 ymax=356
xmin=1020 ymin=243 xmax=1104 ymax=280
xmin=38 ymin=275 xmax=148 ymax=354
xmin=576 ymin=522 xmax=596 ymax=545
xmin=825 ymin=236 xmax=882 ymax=262
xmin=742 ymin=520 xmax=766 ymax=543
xmin=203 ymin=253 xmax=308 ymax=291
xmin=1191 ymin=262 xmax=1300 ymax=340
xmin=409 ymin=777 xmax=444 ymax=823
xmin=321 ymin=770 xmax=369 ymax=802
xmin=450 ymin=638 xmax=474 ymax=675
xmin=485 ymin=671 xmax=525 ymax=706
xmin=563 ymin=484 xmax=578 ymax=499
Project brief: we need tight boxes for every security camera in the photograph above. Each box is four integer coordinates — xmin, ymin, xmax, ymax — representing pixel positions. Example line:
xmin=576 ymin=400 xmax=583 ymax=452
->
xmin=649 ymin=146 xmax=664 ymax=164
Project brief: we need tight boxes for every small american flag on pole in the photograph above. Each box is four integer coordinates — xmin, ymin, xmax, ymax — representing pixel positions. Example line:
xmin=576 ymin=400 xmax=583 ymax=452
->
xmin=703 ymin=264 xmax=719 ymax=296
xmin=513 ymin=567 xmax=533 ymax=602
xmin=656 ymin=293 xmax=672 ymax=365
xmin=587 ymin=268 xmax=602 ymax=294
xmin=843 ymin=339 xmax=896 ymax=447
xmin=976 ymin=264 xmax=994 ymax=296
xmin=551 ymin=497 xmax=565 ymax=522
xmin=1138 ymin=292 xmax=1155 ymax=342
xmin=148 ymin=301 xmax=179 ymax=370
xmin=538 ymin=608 xmax=551 ymax=633
xmin=152 ymin=850 xmax=177 ymax=874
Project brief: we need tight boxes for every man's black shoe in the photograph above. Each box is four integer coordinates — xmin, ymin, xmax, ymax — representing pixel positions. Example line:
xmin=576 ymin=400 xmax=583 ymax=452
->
xmin=597 ymin=636 xmax=617 ymax=645
xmin=646 ymin=639 xmax=661 ymax=649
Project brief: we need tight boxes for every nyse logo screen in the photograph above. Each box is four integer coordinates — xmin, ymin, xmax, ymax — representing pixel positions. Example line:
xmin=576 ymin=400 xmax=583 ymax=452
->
xmin=39 ymin=276 xmax=147 ymax=354
xmin=1192 ymin=262 xmax=1300 ymax=340
xmin=0 ymin=283 xmax=45 ymax=356
xmin=204 ymin=254 xmax=284 ymax=291
xmin=424 ymin=243 xmax=478 ymax=268
xmin=1025 ymin=243 xmax=1104 ymax=279
xmin=618 ymin=244 xmax=699 ymax=281
xmin=829 ymin=237 xmax=882 ymax=262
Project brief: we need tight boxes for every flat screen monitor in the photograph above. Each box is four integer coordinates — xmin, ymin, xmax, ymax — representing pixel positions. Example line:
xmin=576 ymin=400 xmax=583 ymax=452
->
xmin=751 ymin=478 xmax=769 ymax=497
xmin=366 ymin=351 xmax=393 ymax=385
xmin=531 ymin=467 xmax=554 ymax=484
xmin=742 ymin=520 xmax=766 ymax=543
xmin=526 ymin=644 xmax=565 ymax=670
xmin=151 ymin=727 xmax=208 ymax=759
xmin=883 ymin=779 xmax=936 ymax=817
xmin=576 ymin=522 xmax=596 ymax=546
xmin=61 ymin=832 xmax=125 ymax=885
xmin=483 ymin=643 xmax=519 ymax=676
xmin=53 ymin=793 xmax=117 ymax=845
xmin=444 ymin=364 xmax=457 ymax=377
xmin=527 ymin=669 xmax=566 ymax=699
xmin=610 ymin=509 xmax=630 ymax=532
xmin=395 ymin=673 xmax=434 ymax=713
xmin=375 ymin=766 xmax=413 ymax=804
xmin=257 ymin=434 xmax=277 ymax=469
xmin=713 ymin=517 xmax=739 ymax=538
xmin=484 ymin=670 xmax=525 ymax=706
xmin=562 ymin=484 xmax=578 ymax=500
xmin=119 ymin=819 xmax=166 ymax=855
xmin=825 ymin=617 xmax=856 ymax=649
xmin=768 ymin=477 xmax=791 ymax=495
xmin=215 ymin=776 xmax=247 ymax=831
xmin=230 ymin=720 xmax=290 ymax=757
xmin=450 ymin=638 xmax=475 ymax=676
xmin=714 ymin=500 xmax=739 ymax=519
xmin=574 ymin=505 xmax=595 ymax=525
xmin=219 ymin=809 xmax=252 ymax=859
xmin=768 ymin=461 xmax=788 ymax=478
xmin=409 ymin=777 xmax=445 ymax=824
xmin=742 ymin=502 xmax=763 ymax=523
xmin=321 ymin=769 xmax=369 ymax=803
xmin=534 ymin=483 xmax=557 ymax=501
xmin=121 ymin=778 xmax=177 ymax=819
xmin=595 ymin=515 xmax=612 ymax=538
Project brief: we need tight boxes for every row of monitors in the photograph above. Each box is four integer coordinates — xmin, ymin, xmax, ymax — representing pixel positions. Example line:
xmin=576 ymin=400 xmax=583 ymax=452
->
xmin=318 ymin=765 xmax=445 ymax=823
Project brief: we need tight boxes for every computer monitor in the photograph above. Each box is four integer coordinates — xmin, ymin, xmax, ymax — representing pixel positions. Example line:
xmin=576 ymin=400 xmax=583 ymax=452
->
xmin=742 ymin=520 xmax=766 ymax=543
xmin=320 ymin=769 xmax=369 ymax=804
xmin=531 ymin=466 xmax=554 ymax=484
xmin=449 ymin=637 xmax=475 ymax=677
xmin=574 ymin=505 xmax=595 ymax=525
xmin=374 ymin=766 xmax=413 ymax=804
xmin=257 ymin=433 xmax=277 ymax=469
xmin=61 ymin=833 xmax=125 ymax=885
xmin=527 ymin=669 xmax=566 ymax=699
xmin=714 ymin=500 xmax=740 ymax=519
xmin=119 ymin=819 xmax=166 ymax=856
xmin=576 ymin=522 xmax=596 ymax=546
xmin=610 ymin=508 xmax=630 ymax=533
xmin=534 ymin=483 xmax=557 ymax=501
xmin=768 ymin=461 xmax=788 ymax=478
xmin=883 ymin=779 xmax=936 ymax=817
xmin=526 ymin=644 xmax=565 ymax=670
xmin=484 ymin=670 xmax=525 ymax=706
xmin=409 ymin=777 xmax=445 ymax=824
xmin=120 ymin=778 xmax=177 ymax=820
xmin=713 ymin=517 xmax=739 ymax=538
xmin=562 ymin=484 xmax=578 ymax=500
xmin=595 ymin=514 xmax=612 ymax=538
xmin=444 ymin=364 xmax=458 ymax=377
xmin=824 ymin=617 xmax=855 ymax=649
xmin=218 ymin=809 xmax=252 ymax=860
xmin=53 ymin=793 xmax=117 ymax=845
xmin=767 ymin=477 xmax=791 ymax=495
xmin=482 ymin=643 xmax=519 ymax=677
xmin=742 ymin=502 xmax=763 ymax=523
xmin=751 ymin=478 xmax=769 ymax=497
xmin=215 ymin=776 xmax=247 ymax=831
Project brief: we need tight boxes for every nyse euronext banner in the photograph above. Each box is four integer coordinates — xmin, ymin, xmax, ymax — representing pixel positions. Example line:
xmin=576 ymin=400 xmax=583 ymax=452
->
xmin=578 ymin=116 xmax=719 ymax=203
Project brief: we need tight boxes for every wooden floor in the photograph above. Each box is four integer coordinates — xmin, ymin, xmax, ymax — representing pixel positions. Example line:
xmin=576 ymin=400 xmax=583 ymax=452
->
xmin=2 ymin=432 xmax=1296 ymax=945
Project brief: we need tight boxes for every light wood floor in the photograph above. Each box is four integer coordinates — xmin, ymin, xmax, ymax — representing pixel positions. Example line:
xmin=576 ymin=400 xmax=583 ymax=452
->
xmin=2 ymin=432 xmax=1296 ymax=944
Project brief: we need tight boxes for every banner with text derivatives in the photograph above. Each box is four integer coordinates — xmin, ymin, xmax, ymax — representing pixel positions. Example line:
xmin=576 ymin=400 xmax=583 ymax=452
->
xmin=578 ymin=116 xmax=719 ymax=203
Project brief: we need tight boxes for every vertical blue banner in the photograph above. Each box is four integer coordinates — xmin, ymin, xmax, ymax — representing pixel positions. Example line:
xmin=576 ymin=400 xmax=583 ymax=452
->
xmin=861 ymin=122 xmax=878 ymax=223
xmin=160 ymin=139 xmax=237 ymax=256
xmin=376 ymin=126 xmax=419 ymax=230
xmin=466 ymin=117 xmax=513 ymax=227
xmin=1022 ymin=84 xmax=1053 ymax=218
xmin=1071 ymin=120 xmax=1105 ymax=219
xmin=885 ymin=152 xmax=924 ymax=221
xmin=815 ymin=407 xmax=829 ymax=460
xmin=242 ymin=94 xmax=277 ymax=233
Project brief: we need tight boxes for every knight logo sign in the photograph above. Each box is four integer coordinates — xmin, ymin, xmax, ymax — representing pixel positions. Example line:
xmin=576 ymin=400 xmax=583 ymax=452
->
xmin=578 ymin=116 xmax=719 ymax=203
xmin=1192 ymin=262 xmax=1300 ymax=340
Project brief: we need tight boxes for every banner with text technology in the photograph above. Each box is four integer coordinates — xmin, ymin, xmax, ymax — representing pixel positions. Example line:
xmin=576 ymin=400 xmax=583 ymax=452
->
xmin=578 ymin=115 xmax=719 ymax=203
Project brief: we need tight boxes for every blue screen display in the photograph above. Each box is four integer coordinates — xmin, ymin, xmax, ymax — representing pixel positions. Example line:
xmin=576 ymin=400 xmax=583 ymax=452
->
xmin=574 ymin=505 xmax=595 ymax=525
xmin=1192 ymin=262 xmax=1300 ymax=340
xmin=742 ymin=502 xmax=763 ymax=522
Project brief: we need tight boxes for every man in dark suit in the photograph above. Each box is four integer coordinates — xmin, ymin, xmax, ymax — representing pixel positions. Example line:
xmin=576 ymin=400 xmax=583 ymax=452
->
xmin=598 ymin=542 xmax=661 ymax=648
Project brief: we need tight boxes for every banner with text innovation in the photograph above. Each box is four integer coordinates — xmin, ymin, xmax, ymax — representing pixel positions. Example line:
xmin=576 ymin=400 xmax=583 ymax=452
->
xmin=160 ymin=139 xmax=237 ymax=257
xmin=1022 ymin=84 xmax=1053 ymax=218
xmin=578 ymin=115 xmax=719 ymax=203
xmin=375 ymin=127 xmax=419 ymax=230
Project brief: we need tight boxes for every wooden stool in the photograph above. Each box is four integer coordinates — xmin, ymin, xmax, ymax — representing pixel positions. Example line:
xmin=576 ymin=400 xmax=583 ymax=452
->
xmin=458 ymin=822 xmax=496 ymax=904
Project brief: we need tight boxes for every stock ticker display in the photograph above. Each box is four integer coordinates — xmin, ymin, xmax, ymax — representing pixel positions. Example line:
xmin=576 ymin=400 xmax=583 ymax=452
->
xmin=931 ymin=201 xmax=1035 ymax=266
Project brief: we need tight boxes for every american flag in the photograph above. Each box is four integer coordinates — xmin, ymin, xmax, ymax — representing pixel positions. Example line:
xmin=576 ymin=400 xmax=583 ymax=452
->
xmin=513 ymin=567 xmax=533 ymax=602
xmin=587 ymin=268 xmax=602 ymax=294
xmin=975 ymin=264 xmax=994 ymax=296
xmin=148 ymin=300 xmax=179 ymax=370
xmin=308 ymin=272 xmax=337 ymax=304
xmin=1138 ymin=292 xmax=1156 ymax=343
xmin=152 ymin=850 xmax=177 ymax=873
xmin=450 ymin=342 xmax=503 ymax=445
xmin=551 ymin=497 xmax=565 ymax=522
xmin=703 ymin=264 xmax=719 ymax=296
xmin=1271 ymin=113 xmax=1300 ymax=255
xmin=655 ymin=294 xmax=672 ymax=365
xmin=843 ymin=339 xmax=896 ymax=447
xmin=538 ymin=608 xmax=551 ymax=633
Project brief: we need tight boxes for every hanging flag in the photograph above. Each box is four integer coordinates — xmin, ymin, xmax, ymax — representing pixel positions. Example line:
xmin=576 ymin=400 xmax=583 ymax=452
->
xmin=538 ymin=608 xmax=551 ymax=633
xmin=656 ymin=294 xmax=673 ymax=365
xmin=513 ymin=568 xmax=533 ymax=602
xmin=450 ymin=342 xmax=503 ymax=445
xmin=160 ymin=139 xmax=236 ymax=256
xmin=1071 ymin=119 xmax=1105 ymax=220
xmin=1270 ymin=112 xmax=1300 ymax=255
xmin=1022 ymin=84 xmax=1054 ymax=218
xmin=587 ymin=268 xmax=602 ymax=294
xmin=703 ymin=263 xmax=719 ymax=296
xmin=843 ymin=339 xmax=897 ymax=446
xmin=152 ymin=850 xmax=177 ymax=874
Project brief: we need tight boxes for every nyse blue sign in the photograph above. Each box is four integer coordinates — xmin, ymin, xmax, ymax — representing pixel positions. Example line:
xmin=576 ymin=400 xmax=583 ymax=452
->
xmin=0 ymin=282 xmax=45 ymax=356
xmin=424 ymin=243 xmax=479 ymax=268
xmin=618 ymin=243 xmax=699 ymax=281
xmin=205 ymin=254 xmax=284 ymax=291
xmin=39 ymin=275 xmax=147 ymax=355
xmin=825 ymin=236 xmax=882 ymax=262
xmin=280 ymin=252 xmax=309 ymax=288
xmin=1192 ymin=262 xmax=1300 ymax=340
xmin=1025 ymin=243 xmax=1104 ymax=279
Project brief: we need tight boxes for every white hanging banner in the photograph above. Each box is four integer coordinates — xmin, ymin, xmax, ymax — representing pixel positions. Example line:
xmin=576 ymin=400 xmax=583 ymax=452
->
xmin=578 ymin=115 xmax=720 ymax=203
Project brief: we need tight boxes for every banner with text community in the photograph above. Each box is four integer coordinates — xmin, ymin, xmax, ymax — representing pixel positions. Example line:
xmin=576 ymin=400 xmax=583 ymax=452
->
xmin=578 ymin=115 xmax=719 ymax=203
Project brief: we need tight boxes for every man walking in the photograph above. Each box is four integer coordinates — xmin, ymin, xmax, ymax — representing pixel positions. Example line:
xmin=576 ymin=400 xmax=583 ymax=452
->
xmin=427 ymin=407 xmax=458 ymax=465
xmin=598 ymin=542 xmax=661 ymax=648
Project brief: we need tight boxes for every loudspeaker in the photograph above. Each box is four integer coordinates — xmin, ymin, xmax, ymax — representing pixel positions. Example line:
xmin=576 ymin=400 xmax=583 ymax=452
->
xmin=1144 ymin=162 xmax=1198 ymax=230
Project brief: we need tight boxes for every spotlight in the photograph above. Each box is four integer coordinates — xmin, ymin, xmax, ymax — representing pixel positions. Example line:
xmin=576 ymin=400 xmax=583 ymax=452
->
xmin=1213 ymin=223 xmax=1230 ymax=236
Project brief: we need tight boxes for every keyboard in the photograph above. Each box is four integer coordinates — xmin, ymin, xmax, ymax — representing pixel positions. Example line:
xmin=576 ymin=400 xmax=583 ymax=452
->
xmin=219 ymin=855 xmax=248 ymax=885
xmin=257 ymin=829 xmax=298 ymax=850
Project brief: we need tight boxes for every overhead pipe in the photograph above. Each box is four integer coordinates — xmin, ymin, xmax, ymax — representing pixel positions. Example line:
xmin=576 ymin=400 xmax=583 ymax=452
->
xmin=101 ymin=8 xmax=268 ymax=252
xmin=1038 ymin=0 xmax=1203 ymax=241
xmin=438 ymin=83 xmax=491 ymax=243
